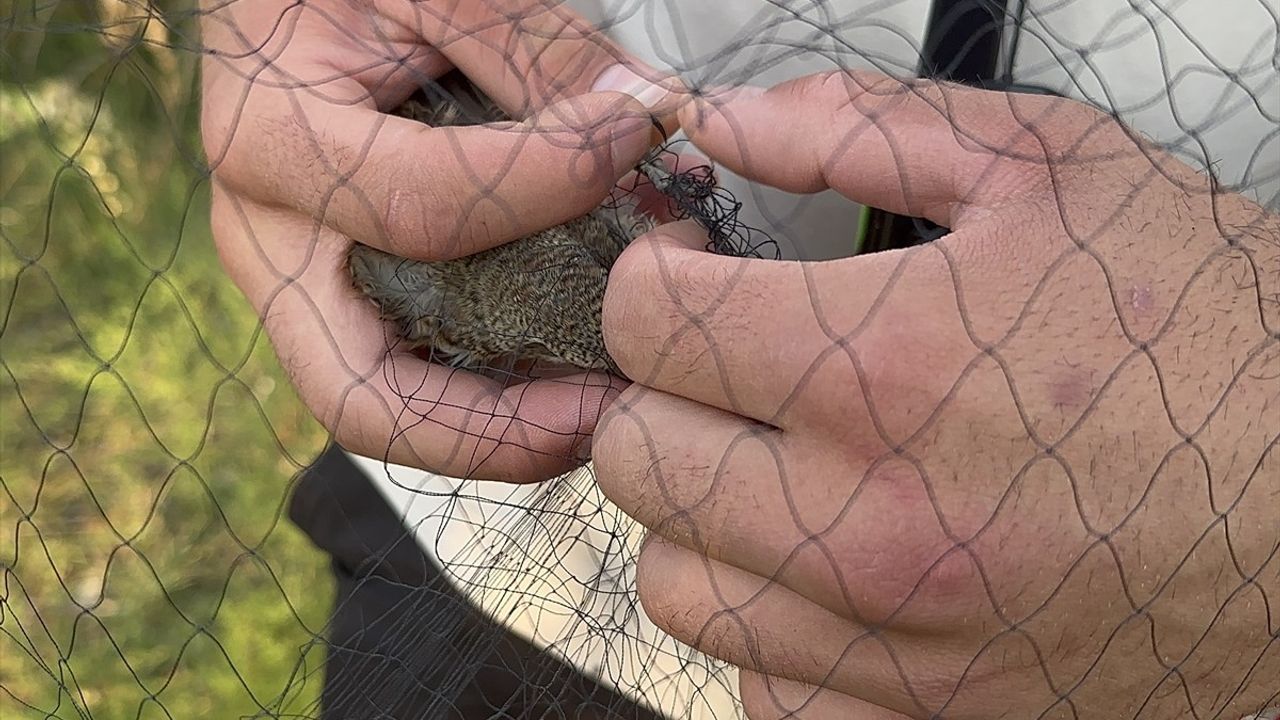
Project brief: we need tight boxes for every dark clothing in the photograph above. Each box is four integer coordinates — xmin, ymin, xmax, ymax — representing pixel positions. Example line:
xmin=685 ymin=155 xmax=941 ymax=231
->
xmin=289 ymin=445 xmax=663 ymax=720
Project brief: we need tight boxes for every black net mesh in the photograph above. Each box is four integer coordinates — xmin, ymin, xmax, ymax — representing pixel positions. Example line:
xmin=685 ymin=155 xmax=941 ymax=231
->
xmin=2 ymin=1 xmax=1277 ymax=719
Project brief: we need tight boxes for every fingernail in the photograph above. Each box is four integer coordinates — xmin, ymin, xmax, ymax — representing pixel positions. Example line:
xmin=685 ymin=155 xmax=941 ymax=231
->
xmin=592 ymin=63 xmax=669 ymax=108
xmin=609 ymin=112 xmax=657 ymax=174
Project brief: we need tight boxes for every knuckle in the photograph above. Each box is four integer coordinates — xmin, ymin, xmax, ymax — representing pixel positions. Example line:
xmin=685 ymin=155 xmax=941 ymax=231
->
xmin=589 ymin=393 xmax=649 ymax=503
xmin=823 ymin=466 xmax=972 ymax=625
xmin=814 ymin=69 xmax=858 ymax=106
xmin=207 ymin=186 xmax=253 ymax=280
xmin=778 ymin=70 xmax=847 ymax=108
xmin=988 ymin=94 xmax=1122 ymax=191
xmin=377 ymin=175 xmax=430 ymax=255
xmin=637 ymin=546 xmax=752 ymax=669
xmin=331 ymin=416 xmax=382 ymax=461
xmin=380 ymin=171 xmax=463 ymax=260
xmin=809 ymin=69 xmax=902 ymax=115
xmin=199 ymin=114 xmax=227 ymax=176
xmin=737 ymin=673 xmax=777 ymax=720
xmin=538 ymin=95 xmax=628 ymax=188
xmin=634 ymin=536 xmax=697 ymax=638
xmin=737 ymin=672 xmax=815 ymax=720
xmin=202 ymin=90 xmax=281 ymax=188
xmin=199 ymin=79 xmax=238 ymax=175
xmin=379 ymin=135 xmax=497 ymax=261
xmin=606 ymin=225 xmax=756 ymax=380
xmin=326 ymin=384 xmax=395 ymax=459
xmin=592 ymin=392 xmax=681 ymax=527
xmin=208 ymin=187 xmax=233 ymax=243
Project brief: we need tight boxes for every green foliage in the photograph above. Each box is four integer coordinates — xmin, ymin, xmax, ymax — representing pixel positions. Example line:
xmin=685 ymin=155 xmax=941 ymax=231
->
xmin=2 ymin=2 xmax=333 ymax=717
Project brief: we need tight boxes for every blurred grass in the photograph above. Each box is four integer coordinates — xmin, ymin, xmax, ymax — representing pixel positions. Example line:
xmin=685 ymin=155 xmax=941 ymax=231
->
xmin=2 ymin=1 xmax=334 ymax=717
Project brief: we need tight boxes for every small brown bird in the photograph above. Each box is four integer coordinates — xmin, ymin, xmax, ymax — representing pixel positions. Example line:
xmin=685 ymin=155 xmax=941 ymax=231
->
xmin=347 ymin=71 xmax=656 ymax=375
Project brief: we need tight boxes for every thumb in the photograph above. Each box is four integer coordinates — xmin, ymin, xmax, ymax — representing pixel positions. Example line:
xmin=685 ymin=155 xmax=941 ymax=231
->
xmin=680 ymin=71 xmax=1067 ymax=228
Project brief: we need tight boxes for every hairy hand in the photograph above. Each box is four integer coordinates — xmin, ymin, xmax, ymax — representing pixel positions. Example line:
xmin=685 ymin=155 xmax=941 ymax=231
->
xmin=596 ymin=72 xmax=1280 ymax=719
xmin=201 ymin=0 xmax=671 ymax=480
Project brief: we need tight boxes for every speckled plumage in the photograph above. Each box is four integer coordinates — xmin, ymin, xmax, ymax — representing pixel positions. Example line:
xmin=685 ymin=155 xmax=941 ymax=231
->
xmin=347 ymin=72 xmax=653 ymax=374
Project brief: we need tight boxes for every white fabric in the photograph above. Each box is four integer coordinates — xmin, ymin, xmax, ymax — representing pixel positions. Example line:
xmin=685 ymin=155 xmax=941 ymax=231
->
xmin=350 ymin=2 xmax=1279 ymax=715
xmin=1011 ymin=0 xmax=1279 ymax=208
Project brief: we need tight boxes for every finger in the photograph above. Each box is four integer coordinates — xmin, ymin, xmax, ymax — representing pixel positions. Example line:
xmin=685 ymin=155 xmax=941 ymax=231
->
xmin=602 ymin=220 xmax=813 ymax=426
xmin=739 ymin=672 xmax=915 ymax=720
xmin=603 ymin=221 xmax=953 ymax=429
xmin=592 ymin=384 xmax=785 ymax=564
xmin=211 ymin=184 xmax=627 ymax=482
xmin=593 ymin=386 xmax=974 ymax=633
xmin=638 ymin=535 xmax=1052 ymax=718
xmin=635 ymin=535 xmax=922 ymax=715
xmin=210 ymin=88 xmax=656 ymax=260
xmin=375 ymin=0 xmax=685 ymax=120
xmin=681 ymin=71 xmax=1107 ymax=226
xmin=199 ymin=0 xmax=453 ymax=108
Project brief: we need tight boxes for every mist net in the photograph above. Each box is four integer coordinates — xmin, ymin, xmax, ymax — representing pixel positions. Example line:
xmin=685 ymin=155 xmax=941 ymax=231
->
xmin=2 ymin=1 xmax=1277 ymax=719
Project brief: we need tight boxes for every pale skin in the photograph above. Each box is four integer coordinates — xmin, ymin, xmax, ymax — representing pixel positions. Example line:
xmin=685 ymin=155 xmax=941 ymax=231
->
xmin=201 ymin=0 xmax=673 ymax=481
xmin=595 ymin=75 xmax=1280 ymax=718
xmin=202 ymin=2 xmax=1280 ymax=718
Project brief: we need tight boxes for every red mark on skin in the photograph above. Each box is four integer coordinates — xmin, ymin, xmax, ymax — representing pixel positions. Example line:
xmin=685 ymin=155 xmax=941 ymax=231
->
xmin=1049 ymin=363 xmax=1097 ymax=414
xmin=1129 ymin=284 xmax=1155 ymax=318
xmin=1127 ymin=284 xmax=1164 ymax=339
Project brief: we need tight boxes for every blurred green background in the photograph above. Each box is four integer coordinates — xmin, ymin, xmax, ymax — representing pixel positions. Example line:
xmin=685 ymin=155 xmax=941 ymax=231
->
xmin=2 ymin=1 xmax=334 ymax=717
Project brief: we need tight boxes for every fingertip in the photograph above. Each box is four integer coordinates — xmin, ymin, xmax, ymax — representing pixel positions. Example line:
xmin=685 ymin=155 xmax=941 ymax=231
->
xmin=636 ymin=218 xmax=711 ymax=252
xmin=679 ymin=83 xmax=767 ymax=141
xmin=607 ymin=99 xmax=663 ymax=175
xmin=495 ymin=370 xmax=629 ymax=473
xmin=607 ymin=219 xmax=708 ymax=312
xmin=678 ymin=83 xmax=810 ymax=192
xmin=601 ymin=219 xmax=711 ymax=378
xmin=530 ymin=90 xmax=657 ymax=178
xmin=592 ymin=63 xmax=687 ymax=139
xmin=570 ymin=371 xmax=630 ymax=462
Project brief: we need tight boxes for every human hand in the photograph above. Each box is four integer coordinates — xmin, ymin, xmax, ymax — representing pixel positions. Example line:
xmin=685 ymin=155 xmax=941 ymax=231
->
xmin=201 ymin=0 xmax=674 ymax=481
xmin=595 ymin=72 xmax=1280 ymax=718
